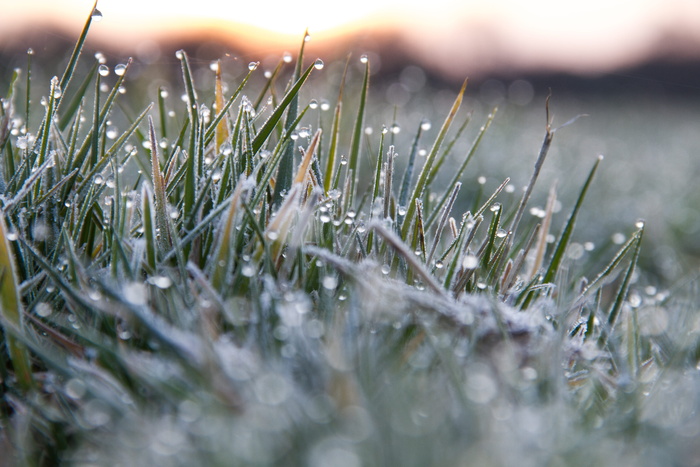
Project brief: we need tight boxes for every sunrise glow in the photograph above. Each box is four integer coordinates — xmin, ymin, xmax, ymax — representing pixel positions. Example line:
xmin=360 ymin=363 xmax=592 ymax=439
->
xmin=2 ymin=0 xmax=700 ymax=78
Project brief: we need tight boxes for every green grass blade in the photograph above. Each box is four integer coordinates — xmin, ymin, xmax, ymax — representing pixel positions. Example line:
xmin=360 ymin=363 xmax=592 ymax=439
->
xmin=253 ymin=63 xmax=314 ymax=158
xmin=0 ymin=210 xmax=34 ymax=390
xmin=508 ymin=97 xmax=555 ymax=240
xmin=177 ymin=50 xmax=199 ymax=232
xmin=425 ymin=111 xmax=473 ymax=187
xmin=347 ymin=58 xmax=370 ymax=204
xmin=148 ymin=116 xmax=172 ymax=253
xmin=324 ymin=58 xmax=348 ymax=193
xmin=543 ymin=155 xmax=603 ymax=286
xmin=57 ymin=1 xmax=98 ymax=101
xmin=272 ymin=33 xmax=309 ymax=206
xmin=424 ymin=111 xmax=496 ymax=230
xmin=58 ymin=61 xmax=97 ymax=131
xmin=605 ymin=221 xmax=645 ymax=335
xmin=401 ymin=80 xmax=467 ymax=239
xmin=203 ymin=67 xmax=256 ymax=146
xmin=397 ymin=122 xmax=424 ymax=213
xmin=141 ymin=184 xmax=157 ymax=272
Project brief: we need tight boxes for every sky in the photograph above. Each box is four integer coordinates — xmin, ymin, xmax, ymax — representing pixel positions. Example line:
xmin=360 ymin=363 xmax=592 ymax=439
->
xmin=2 ymin=0 xmax=700 ymax=78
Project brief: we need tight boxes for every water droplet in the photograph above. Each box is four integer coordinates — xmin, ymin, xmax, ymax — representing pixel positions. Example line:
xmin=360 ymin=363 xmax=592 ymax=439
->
xmin=65 ymin=378 xmax=86 ymax=400
xmin=612 ymin=232 xmax=626 ymax=245
xmin=123 ymin=282 xmax=148 ymax=306
xmin=283 ymin=52 xmax=293 ymax=63
xmin=322 ymin=276 xmax=338 ymax=290
xmin=584 ymin=241 xmax=595 ymax=251
xmin=381 ymin=264 xmax=391 ymax=275
xmin=248 ymin=61 xmax=259 ymax=71
xmin=435 ymin=260 xmax=444 ymax=269
xmin=320 ymin=100 xmax=331 ymax=111
xmin=159 ymin=88 xmax=169 ymax=99
xmin=566 ymin=242 xmax=585 ymax=260
xmin=340 ymin=156 xmax=348 ymax=166
xmin=390 ymin=123 xmax=401 ymax=134
xmin=490 ymin=203 xmax=501 ymax=212
xmin=147 ymin=276 xmax=173 ymax=289
xmin=420 ymin=121 xmax=432 ymax=131
xmin=360 ymin=54 xmax=369 ymax=64
xmin=381 ymin=125 xmax=389 ymax=135
xmin=99 ymin=83 xmax=108 ymax=93
xmin=418 ymin=149 xmax=427 ymax=157
xmin=304 ymin=32 xmax=312 ymax=42
xmin=238 ymin=265 xmax=255 ymax=280
xmin=114 ymin=64 xmax=127 ymax=76
xmin=106 ymin=125 xmax=118 ymax=139
xmin=98 ymin=65 xmax=109 ymax=77
xmin=309 ymin=99 xmax=319 ymax=109
xmin=35 ymin=302 xmax=52 ymax=317
xmin=462 ymin=255 xmax=478 ymax=269
xmin=91 ymin=9 xmax=103 ymax=21
xmin=397 ymin=206 xmax=407 ymax=216
xmin=27 ymin=48 xmax=34 ymax=55
xmin=266 ymin=231 xmax=279 ymax=241
xmin=82 ymin=400 xmax=111 ymax=427
xmin=529 ymin=207 xmax=545 ymax=218
xmin=175 ymin=50 xmax=184 ymax=60
xmin=314 ymin=59 xmax=324 ymax=70
xmin=495 ymin=229 xmax=507 ymax=238
xmin=635 ymin=219 xmax=645 ymax=229
xmin=478 ymin=176 xmax=487 ymax=185
xmin=94 ymin=174 xmax=104 ymax=185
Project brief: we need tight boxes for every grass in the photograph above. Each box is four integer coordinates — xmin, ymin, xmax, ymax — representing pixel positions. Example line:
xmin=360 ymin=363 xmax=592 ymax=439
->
xmin=1 ymin=4 xmax=700 ymax=466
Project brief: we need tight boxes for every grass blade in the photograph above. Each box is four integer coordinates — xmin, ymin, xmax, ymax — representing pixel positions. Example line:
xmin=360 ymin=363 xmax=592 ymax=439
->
xmin=401 ymin=80 xmax=467 ymax=239
xmin=272 ymin=33 xmax=309 ymax=205
xmin=542 ymin=155 xmax=603 ymax=286
xmin=0 ymin=210 xmax=33 ymax=390
xmin=347 ymin=58 xmax=370 ymax=203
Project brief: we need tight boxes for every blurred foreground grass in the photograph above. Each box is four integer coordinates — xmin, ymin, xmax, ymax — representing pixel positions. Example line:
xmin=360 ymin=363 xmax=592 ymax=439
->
xmin=1 ymin=5 xmax=700 ymax=467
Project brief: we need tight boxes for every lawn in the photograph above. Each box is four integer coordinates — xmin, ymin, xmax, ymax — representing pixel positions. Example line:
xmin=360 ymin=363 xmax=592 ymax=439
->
xmin=1 ymin=5 xmax=699 ymax=467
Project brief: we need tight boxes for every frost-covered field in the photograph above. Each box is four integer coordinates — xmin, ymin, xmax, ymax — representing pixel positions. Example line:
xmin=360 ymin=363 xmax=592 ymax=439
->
xmin=1 ymin=6 xmax=700 ymax=467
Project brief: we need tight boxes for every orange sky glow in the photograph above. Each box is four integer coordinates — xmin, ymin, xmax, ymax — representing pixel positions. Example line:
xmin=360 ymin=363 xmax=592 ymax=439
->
xmin=2 ymin=0 xmax=700 ymax=79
